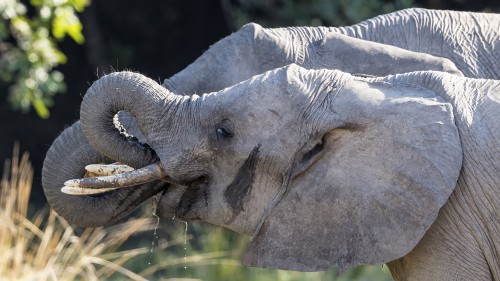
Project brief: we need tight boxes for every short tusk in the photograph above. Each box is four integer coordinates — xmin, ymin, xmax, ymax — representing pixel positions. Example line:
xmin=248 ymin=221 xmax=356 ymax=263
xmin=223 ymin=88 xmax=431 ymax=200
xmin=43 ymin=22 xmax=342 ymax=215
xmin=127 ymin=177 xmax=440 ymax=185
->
xmin=85 ymin=163 xmax=135 ymax=176
xmin=61 ymin=185 xmax=120 ymax=195
xmin=62 ymin=163 xmax=166 ymax=195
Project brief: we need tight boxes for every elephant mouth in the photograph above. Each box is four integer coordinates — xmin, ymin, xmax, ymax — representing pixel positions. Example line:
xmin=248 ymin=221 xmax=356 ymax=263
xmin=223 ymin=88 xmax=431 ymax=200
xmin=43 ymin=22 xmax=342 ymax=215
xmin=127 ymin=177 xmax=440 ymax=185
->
xmin=154 ymin=173 xmax=209 ymax=221
xmin=172 ymin=177 xmax=209 ymax=221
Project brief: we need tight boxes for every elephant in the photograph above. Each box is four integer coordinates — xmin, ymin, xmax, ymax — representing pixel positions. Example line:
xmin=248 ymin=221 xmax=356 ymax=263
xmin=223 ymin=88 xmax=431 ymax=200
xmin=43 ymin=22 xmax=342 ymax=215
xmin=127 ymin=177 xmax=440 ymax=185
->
xmin=41 ymin=7 xmax=500 ymax=281
xmin=42 ymin=64 xmax=500 ymax=281
xmin=163 ymin=8 xmax=499 ymax=95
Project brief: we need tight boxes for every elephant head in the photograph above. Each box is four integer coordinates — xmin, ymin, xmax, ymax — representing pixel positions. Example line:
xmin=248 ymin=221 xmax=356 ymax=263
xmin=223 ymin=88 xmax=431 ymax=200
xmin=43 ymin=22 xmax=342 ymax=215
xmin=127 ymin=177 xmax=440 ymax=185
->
xmin=46 ymin=64 xmax=463 ymax=271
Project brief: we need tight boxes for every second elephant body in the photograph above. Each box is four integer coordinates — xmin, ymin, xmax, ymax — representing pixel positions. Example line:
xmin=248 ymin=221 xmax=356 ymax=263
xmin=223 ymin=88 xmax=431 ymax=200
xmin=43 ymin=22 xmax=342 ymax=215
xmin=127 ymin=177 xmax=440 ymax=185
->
xmin=165 ymin=8 xmax=500 ymax=95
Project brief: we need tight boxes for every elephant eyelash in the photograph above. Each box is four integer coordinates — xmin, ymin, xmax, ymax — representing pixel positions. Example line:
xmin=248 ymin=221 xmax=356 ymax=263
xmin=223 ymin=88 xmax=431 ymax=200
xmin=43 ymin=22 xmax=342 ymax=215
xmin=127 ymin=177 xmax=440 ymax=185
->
xmin=216 ymin=119 xmax=235 ymax=141
xmin=217 ymin=127 xmax=233 ymax=139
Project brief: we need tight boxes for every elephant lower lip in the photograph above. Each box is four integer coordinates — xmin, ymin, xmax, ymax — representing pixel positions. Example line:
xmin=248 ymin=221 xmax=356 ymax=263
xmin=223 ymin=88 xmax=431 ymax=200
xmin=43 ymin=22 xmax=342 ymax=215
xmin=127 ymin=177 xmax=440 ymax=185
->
xmin=174 ymin=182 xmax=208 ymax=220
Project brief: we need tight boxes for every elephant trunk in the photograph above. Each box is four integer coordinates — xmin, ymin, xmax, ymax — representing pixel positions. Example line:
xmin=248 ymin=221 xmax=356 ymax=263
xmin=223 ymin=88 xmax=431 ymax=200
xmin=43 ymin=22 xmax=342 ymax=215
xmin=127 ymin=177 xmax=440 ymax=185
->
xmin=42 ymin=122 xmax=166 ymax=227
xmin=80 ymin=71 xmax=182 ymax=169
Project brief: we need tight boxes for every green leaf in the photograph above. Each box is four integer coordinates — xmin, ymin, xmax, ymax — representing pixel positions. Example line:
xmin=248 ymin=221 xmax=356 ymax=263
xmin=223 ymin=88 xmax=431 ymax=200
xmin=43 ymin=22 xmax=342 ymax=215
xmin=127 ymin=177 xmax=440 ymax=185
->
xmin=11 ymin=16 xmax=32 ymax=37
xmin=29 ymin=0 xmax=43 ymax=7
xmin=1 ymin=0 xmax=87 ymax=118
xmin=69 ymin=0 xmax=90 ymax=12
xmin=51 ymin=6 xmax=84 ymax=43
xmin=32 ymin=98 xmax=50 ymax=119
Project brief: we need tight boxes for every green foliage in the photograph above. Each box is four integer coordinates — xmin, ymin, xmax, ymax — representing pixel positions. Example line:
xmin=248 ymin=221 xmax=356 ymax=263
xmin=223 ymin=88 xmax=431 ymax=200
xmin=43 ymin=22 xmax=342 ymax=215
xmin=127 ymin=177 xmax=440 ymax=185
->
xmin=0 ymin=0 xmax=89 ymax=118
xmin=223 ymin=0 xmax=414 ymax=28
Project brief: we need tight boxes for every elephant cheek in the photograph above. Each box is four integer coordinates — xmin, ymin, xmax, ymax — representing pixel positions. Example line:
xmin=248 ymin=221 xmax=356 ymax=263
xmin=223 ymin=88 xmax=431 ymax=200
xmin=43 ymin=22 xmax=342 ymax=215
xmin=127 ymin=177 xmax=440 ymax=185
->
xmin=156 ymin=184 xmax=187 ymax=219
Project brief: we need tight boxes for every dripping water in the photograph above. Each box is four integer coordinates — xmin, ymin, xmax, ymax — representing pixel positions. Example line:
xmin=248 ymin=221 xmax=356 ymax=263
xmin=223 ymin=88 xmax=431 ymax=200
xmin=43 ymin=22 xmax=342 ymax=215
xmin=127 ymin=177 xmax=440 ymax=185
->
xmin=183 ymin=221 xmax=188 ymax=270
xmin=148 ymin=193 xmax=162 ymax=265
xmin=170 ymin=188 xmax=189 ymax=271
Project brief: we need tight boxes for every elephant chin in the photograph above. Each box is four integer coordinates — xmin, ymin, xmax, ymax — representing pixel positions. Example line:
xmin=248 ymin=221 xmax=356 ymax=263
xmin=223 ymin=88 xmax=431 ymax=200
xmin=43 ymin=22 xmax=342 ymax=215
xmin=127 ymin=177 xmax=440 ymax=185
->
xmin=156 ymin=184 xmax=188 ymax=219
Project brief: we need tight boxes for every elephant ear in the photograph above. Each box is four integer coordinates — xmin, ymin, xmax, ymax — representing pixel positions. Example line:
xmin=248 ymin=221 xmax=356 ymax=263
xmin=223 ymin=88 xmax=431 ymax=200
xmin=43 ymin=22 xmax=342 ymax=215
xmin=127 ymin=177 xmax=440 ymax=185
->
xmin=242 ymin=67 xmax=463 ymax=271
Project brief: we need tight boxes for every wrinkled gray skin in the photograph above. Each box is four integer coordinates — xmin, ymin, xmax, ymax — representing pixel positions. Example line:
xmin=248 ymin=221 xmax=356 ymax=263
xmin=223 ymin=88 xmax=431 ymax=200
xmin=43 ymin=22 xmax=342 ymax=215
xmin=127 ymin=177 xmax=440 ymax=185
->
xmin=164 ymin=8 xmax=499 ymax=94
xmin=66 ymin=64 xmax=499 ymax=281
xmin=41 ymin=8 xmax=500 ymax=281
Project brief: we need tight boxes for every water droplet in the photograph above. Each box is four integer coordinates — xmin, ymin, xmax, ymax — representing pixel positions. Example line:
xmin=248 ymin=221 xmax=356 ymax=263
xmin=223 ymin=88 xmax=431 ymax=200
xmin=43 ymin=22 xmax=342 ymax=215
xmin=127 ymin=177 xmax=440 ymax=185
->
xmin=184 ymin=221 xmax=188 ymax=271
xmin=148 ymin=194 xmax=162 ymax=265
xmin=150 ymin=204 xmax=160 ymax=252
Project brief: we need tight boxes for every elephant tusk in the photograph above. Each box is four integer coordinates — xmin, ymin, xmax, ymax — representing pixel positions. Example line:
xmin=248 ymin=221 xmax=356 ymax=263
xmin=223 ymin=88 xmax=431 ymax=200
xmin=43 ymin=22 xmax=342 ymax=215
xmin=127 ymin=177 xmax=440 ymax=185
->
xmin=62 ymin=162 xmax=167 ymax=195
xmin=61 ymin=185 xmax=121 ymax=195
xmin=85 ymin=163 xmax=135 ymax=176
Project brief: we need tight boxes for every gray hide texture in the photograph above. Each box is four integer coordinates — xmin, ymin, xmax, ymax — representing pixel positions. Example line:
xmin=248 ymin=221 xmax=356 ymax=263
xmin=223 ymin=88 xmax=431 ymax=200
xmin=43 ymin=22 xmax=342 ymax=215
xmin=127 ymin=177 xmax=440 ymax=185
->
xmin=242 ymin=66 xmax=500 ymax=280
xmin=377 ymin=72 xmax=500 ymax=281
xmin=164 ymin=8 xmax=499 ymax=95
xmin=241 ymin=65 xmax=462 ymax=272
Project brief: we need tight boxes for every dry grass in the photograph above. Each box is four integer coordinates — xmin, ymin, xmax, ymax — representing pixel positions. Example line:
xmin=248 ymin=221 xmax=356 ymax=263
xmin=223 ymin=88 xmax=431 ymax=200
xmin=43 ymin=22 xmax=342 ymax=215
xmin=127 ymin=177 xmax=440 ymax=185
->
xmin=0 ymin=147 xmax=160 ymax=281
xmin=0 ymin=146 xmax=237 ymax=281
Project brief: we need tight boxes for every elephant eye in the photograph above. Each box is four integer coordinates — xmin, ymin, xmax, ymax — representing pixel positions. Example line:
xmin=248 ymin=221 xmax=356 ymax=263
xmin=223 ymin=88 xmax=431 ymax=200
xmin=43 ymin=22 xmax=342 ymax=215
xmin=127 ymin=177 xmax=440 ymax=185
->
xmin=217 ymin=127 xmax=233 ymax=139
xmin=216 ymin=119 xmax=234 ymax=140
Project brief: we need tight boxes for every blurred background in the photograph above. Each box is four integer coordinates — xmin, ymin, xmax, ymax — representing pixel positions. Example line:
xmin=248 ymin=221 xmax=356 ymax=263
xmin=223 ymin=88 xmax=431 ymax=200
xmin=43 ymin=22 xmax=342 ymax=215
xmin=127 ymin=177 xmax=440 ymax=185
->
xmin=1 ymin=0 xmax=499 ymax=280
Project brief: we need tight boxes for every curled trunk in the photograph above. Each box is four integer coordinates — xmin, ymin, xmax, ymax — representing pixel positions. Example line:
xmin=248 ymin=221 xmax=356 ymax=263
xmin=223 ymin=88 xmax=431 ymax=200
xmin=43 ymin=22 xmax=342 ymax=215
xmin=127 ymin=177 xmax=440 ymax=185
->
xmin=43 ymin=72 xmax=182 ymax=226
xmin=42 ymin=122 xmax=166 ymax=227
xmin=80 ymin=71 xmax=181 ymax=169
